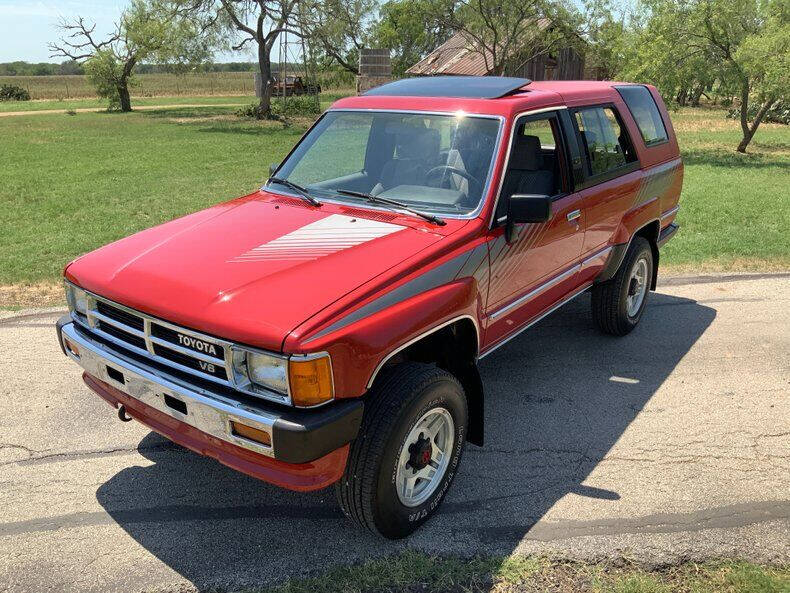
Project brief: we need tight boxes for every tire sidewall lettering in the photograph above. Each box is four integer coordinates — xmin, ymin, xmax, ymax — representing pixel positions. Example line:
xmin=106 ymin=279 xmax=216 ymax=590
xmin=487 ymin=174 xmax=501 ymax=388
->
xmin=389 ymin=393 xmax=465 ymax=523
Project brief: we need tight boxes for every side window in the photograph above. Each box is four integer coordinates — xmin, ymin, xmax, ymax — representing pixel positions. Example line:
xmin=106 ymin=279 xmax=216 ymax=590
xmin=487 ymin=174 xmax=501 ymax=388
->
xmin=574 ymin=106 xmax=636 ymax=177
xmin=496 ymin=114 xmax=565 ymax=220
xmin=616 ymin=85 xmax=669 ymax=146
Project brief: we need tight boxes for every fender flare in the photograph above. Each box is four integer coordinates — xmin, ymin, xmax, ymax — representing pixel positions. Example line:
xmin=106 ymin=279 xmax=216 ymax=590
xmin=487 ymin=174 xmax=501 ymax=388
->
xmin=365 ymin=314 xmax=480 ymax=389
xmin=596 ymin=219 xmax=660 ymax=288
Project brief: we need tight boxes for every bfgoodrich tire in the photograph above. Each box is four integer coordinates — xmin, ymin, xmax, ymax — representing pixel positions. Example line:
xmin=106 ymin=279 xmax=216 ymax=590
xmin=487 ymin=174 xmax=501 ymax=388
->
xmin=335 ymin=362 xmax=468 ymax=539
xmin=591 ymin=237 xmax=654 ymax=336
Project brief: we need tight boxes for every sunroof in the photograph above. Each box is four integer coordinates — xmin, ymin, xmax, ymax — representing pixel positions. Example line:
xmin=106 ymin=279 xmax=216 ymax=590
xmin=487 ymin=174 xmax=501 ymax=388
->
xmin=364 ymin=76 xmax=531 ymax=99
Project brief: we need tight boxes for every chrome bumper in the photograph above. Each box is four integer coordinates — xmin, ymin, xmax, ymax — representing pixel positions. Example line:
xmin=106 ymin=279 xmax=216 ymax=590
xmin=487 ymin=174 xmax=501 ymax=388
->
xmin=58 ymin=319 xmax=363 ymax=463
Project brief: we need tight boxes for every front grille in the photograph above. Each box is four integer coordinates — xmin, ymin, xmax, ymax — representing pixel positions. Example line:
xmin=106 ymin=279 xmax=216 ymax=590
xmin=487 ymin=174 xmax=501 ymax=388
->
xmin=96 ymin=321 xmax=147 ymax=350
xmin=153 ymin=344 xmax=228 ymax=380
xmin=77 ymin=294 xmax=234 ymax=389
xmin=96 ymin=300 xmax=144 ymax=331
xmin=69 ymin=287 xmax=292 ymax=406
xmin=151 ymin=323 xmax=226 ymax=359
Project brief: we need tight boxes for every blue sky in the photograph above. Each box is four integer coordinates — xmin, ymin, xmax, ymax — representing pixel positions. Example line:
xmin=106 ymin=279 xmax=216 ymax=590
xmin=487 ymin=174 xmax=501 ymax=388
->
xmin=0 ymin=0 xmax=246 ymax=62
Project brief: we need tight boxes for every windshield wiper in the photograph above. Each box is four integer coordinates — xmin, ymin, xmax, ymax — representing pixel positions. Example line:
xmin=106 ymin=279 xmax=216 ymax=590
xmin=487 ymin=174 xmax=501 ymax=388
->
xmin=333 ymin=189 xmax=446 ymax=226
xmin=267 ymin=177 xmax=322 ymax=207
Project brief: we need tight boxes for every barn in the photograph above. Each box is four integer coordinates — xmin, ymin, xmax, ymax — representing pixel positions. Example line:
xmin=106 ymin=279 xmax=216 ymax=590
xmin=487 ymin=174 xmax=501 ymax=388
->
xmin=407 ymin=31 xmax=586 ymax=81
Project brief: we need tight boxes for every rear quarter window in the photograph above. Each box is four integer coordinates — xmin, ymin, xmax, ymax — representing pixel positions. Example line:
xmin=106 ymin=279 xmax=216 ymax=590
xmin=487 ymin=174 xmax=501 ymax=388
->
xmin=574 ymin=106 xmax=636 ymax=177
xmin=616 ymin=85 xmax=669 ymax=146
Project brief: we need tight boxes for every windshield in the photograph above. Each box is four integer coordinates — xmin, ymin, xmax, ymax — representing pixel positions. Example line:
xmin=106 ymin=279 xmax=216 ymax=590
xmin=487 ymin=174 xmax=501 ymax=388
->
xmin=272 ymin=110 xmax=502 ymax=216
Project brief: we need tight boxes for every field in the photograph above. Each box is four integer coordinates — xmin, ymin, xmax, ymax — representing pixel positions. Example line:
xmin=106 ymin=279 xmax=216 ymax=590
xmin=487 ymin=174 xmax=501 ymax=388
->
xmin=0 ymin=91 xmax=353 ymax=113
xmin=0 ymin=100 xmax=788 ymax=306
xmin=0 ymin=71 xmax=356 ymax=100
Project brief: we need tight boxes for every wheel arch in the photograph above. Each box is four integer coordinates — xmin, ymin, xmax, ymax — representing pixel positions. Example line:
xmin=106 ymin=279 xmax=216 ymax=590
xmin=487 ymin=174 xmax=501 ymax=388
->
xmin=367 ymin=315 xmax=485 ymax=446
xmin=597 ymin=219 xmax=660 ymax=289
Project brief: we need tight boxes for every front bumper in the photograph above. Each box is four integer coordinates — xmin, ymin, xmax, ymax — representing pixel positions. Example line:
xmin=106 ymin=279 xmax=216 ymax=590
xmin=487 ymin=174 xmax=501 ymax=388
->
xmin=57 ymin=317 xmax=363 ymax=490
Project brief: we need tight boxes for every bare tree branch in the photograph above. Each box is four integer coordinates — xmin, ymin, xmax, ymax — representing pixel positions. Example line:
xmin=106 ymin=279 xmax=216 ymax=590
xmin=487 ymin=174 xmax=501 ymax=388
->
xmin=219 ymin=0 xmax=257 ymax=37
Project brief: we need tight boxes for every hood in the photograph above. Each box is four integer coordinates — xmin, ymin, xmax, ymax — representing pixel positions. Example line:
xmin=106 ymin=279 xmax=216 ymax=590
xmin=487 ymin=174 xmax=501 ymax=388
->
xmin=66 ymin=192 xmax=456 ymax=350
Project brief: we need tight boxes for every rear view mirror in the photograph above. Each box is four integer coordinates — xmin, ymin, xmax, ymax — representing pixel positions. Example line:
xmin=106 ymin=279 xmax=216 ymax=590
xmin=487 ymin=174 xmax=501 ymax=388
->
xmin=269 ymin=162 xmax=280 ymax=177
xmin=506 ymin=194 xmax=552 ymax=242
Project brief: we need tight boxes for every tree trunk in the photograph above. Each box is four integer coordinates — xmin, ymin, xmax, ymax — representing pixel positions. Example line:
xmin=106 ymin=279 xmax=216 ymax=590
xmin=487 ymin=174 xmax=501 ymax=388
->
xmin=691 ymin=85 xmax=704 ymax=107
xmin=118 ymin=57 xmax=136 ymax=113
xmin=257 ymin=39 xmax=273 ymax=119
xmin=736 ymin=80 xmax=751 ymax=153
xmin=737 ymin=96 xmax=775 ymax=153
xmin=118 ymin=81 xmax=132 ymax=112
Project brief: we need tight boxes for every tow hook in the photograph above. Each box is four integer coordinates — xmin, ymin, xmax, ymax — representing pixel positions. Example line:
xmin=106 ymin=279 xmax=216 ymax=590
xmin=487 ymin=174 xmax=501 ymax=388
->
xmin=118 ymin=405 xmax=133 ymax=422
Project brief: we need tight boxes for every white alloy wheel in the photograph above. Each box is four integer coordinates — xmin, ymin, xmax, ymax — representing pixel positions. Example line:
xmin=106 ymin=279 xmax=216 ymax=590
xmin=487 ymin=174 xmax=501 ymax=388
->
xmin=626 ymin=257 xmax=649 ymax=317
xmin=395 ymin=407 xmax=455 ymax=507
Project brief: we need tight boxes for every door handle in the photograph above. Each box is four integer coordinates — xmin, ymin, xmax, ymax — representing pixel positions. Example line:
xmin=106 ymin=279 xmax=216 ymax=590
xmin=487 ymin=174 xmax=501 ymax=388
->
xmin=567 ymin=210 xmax=581 ymax=223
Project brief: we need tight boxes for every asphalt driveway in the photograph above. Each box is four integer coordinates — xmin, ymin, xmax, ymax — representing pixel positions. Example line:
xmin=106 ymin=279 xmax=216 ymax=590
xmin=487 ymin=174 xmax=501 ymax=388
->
xmin=1 ymin=273 xmax=788 ymax=592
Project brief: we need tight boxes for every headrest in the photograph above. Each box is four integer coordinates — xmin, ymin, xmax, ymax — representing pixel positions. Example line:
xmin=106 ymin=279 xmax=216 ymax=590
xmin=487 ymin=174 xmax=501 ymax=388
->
xmin=396 ymin=127 xmax=440 ymax=161
xmin=509 ymin=134 xmax=543 ymax=171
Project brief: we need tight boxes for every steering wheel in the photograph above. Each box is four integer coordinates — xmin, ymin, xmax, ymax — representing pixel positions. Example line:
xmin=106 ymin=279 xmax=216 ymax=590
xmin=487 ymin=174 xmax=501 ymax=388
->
xmin=424 ymin=165 xmax=482 ymax=191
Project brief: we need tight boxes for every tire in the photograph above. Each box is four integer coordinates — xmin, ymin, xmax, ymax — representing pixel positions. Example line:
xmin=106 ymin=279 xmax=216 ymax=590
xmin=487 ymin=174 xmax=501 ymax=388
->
xmin=591 ymin=236 xmax=654 ymax=336
xmin=335 ymin=362 xmax=468 ymax=539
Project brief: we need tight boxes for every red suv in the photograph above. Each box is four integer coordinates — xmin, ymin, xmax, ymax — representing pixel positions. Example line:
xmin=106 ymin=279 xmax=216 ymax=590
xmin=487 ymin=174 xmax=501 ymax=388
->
xmin=57 ymin=77 xmax=682 ymax=538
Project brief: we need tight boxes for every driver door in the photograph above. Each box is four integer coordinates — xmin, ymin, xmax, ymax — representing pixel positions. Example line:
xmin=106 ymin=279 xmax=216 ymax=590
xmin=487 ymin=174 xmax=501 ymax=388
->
xmin=484 ymin=111 xmax=585 ymax=347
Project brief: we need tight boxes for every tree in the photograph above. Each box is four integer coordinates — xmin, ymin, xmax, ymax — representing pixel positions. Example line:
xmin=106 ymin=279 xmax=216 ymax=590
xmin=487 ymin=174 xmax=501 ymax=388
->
xmin=426 ymin=0 xmax=582 ymax=76
xmin=192 ymin=0 xmax=304 ymax=119
xmin=582 ymin=0 xmax=629 ymax=80
xmin=49 ymin=0 xmax=213 ymax=112
xmin=623 ymin=0 xmax=789 ymax=152
xmin=372 ymin=0 xmax=453 ymax=76
xmin=733 ymin=0 xmax=789 ymax=150
xmin=300 ymin=0 xmax=377 ymax=75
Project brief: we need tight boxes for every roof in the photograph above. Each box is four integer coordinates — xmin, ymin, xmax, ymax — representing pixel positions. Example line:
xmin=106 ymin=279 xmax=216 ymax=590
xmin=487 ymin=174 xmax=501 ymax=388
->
xmin=407 ymin=27 xmax=551 ymax=76
xmin=363 ymin=76 xmax=531 ymax=99
xmin=408 ymin=33 xmax=492 ymax=76
xmin=331 ymin=80 xmax=644 ymax=120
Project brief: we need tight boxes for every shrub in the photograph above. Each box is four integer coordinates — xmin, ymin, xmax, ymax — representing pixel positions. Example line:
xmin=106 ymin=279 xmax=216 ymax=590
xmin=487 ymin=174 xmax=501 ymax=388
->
xmin=235 ymin=103 xmax=260 ymax=118
xmin=271 ymin=95 xmax=321 ymax=117
xmin=727 ymin=100 xmax=789 ymax=125
xmin=235 ymin=96 xmax=321 ymax=119
xmin=0 ymin=84 xmax=31 ymax=101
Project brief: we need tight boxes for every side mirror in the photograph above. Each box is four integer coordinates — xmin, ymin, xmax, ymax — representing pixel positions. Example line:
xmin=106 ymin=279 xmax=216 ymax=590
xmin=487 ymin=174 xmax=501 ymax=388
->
xmin=269 ymin=162 xmax=280 ymax=177
xmin=506 ymin=194 xmax=552 ymax=243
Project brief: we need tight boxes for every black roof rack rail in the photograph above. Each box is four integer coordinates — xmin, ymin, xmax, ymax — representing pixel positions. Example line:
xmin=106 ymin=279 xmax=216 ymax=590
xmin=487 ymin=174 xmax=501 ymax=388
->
xmin=363 ymin=76 xmax=532 ymax=99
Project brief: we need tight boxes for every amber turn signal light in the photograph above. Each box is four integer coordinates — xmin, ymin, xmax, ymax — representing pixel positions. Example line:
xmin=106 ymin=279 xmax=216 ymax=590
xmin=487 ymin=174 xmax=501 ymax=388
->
xmin=230 ymin=420 xmax=272 ymax=446
xmin=288 ymin=355 xmax=333 ymax=407
xmin=64 ymin=338 xmax=80 ymax=358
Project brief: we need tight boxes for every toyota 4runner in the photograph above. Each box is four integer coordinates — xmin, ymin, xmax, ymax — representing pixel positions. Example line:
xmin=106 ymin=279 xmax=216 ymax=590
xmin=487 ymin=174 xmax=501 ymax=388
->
xmin=57 ymin=76 xmax=682 ymax=538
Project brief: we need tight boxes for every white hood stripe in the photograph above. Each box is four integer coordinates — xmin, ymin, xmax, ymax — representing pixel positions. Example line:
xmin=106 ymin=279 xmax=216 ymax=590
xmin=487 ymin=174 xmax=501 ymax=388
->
xmin=229 ymin=214 xmax=403 ymax=262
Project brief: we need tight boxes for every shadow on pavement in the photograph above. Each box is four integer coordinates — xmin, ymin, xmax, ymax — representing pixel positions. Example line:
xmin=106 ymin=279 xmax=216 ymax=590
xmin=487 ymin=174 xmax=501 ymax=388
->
xmin=96 ymin=290 xmax=715 ymax=588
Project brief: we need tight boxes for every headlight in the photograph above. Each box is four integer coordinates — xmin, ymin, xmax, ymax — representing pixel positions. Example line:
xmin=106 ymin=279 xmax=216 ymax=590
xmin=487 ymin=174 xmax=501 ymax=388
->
xmin=235 ymin=348 xmax=334 ymax=407
xmin=246 ymin=351 xmax=288 ymax=394
xmin=65 ymin=283 xmax=88 ymax=316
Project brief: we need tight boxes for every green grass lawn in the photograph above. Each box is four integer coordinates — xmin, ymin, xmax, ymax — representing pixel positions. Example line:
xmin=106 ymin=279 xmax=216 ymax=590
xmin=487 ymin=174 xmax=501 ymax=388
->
xmin=0 ymin=102 xmax=788 ymax=305
xmin=663 ymin=108 xmax=790 ymax=271
xmin=0 ymin=106 xmax=304 ymax=291
xmin=255 ymin=551 xmax=788 ymax=593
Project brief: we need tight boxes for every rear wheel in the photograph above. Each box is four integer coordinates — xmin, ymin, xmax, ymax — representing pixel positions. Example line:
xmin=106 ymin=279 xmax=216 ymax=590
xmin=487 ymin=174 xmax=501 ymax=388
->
xmin=591 ymin=237 xmax=654 ymax=336
xmin=335 ymin=362 xmax=467 ymax=539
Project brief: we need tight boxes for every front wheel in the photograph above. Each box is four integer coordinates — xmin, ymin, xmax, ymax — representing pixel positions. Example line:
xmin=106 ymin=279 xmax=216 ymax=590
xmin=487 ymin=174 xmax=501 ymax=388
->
xmin=591 ymin=237 xmax=654 ymax=336
xmin=335 ymin=362 xmax=468 ymax=539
